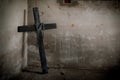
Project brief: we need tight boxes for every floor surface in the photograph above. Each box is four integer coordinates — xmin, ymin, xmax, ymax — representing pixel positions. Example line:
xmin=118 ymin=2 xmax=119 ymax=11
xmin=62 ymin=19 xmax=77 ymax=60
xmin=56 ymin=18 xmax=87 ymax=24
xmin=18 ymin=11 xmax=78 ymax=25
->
xmin=7 ymin=51 xmax=120 ymax=80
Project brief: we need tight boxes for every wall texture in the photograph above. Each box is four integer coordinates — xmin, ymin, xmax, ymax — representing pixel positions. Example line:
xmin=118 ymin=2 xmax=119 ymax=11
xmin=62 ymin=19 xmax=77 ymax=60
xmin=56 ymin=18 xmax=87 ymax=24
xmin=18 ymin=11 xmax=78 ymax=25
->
xmin=28 ymin=0 xmax=120 ymax=70
xmin=0 ymin=0 xmax=27 ymax=78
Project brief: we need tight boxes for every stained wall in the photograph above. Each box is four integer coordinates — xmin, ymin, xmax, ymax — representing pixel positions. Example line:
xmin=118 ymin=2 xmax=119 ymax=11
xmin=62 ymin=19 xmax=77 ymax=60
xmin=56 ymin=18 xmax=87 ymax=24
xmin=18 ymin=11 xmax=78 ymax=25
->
xmin=28 ymin=0 xmax=120 ymax=70
xmin=0 ymin=0 xmax=27 ymax=78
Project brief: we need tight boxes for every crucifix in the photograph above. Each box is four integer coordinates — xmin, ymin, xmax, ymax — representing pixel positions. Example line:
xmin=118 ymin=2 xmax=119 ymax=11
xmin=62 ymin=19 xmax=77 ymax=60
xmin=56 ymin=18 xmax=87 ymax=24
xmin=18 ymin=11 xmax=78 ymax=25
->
xmin=18 ymin=7 xmax=57 ymax=74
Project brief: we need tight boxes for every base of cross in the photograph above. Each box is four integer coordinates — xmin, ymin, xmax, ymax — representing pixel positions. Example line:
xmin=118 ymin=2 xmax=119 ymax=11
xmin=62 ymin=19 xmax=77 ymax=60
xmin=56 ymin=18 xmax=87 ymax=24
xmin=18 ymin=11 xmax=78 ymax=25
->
xmin=42 ymin=69 xmax=48 ymax=74
xmin=18 ymin=7 xmax=57 ymax=74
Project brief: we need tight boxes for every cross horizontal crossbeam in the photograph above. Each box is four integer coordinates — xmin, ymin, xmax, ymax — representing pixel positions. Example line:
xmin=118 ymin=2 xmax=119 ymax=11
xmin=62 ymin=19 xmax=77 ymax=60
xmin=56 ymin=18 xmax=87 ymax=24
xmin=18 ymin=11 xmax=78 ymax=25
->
xmin=18 ymin=23 xmax=56 ymax=32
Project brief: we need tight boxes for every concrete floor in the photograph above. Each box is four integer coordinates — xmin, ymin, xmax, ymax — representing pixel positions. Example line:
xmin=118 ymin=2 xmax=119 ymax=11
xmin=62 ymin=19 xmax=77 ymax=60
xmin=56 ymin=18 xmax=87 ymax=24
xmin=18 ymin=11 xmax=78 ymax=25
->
xmin=7 ymin=51 xmax=120 ymax=80
xmin=8 ymin=67 xmax=120 ymax=80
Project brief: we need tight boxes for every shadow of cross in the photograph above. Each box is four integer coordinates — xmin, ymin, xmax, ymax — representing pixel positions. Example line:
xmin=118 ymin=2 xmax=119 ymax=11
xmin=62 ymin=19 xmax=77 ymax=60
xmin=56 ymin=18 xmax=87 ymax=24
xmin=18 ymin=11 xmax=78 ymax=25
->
xmin=18 ymin=7 xmax=57 ymax=74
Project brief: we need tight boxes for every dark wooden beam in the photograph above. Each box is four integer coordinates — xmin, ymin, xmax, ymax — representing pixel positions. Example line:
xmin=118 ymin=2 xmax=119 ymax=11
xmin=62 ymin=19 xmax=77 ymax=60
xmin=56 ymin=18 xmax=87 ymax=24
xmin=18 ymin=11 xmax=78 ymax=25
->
xmin=18 ymin=25 xmax=36 ymax=32
xmin=18 ymin=23 xmax=56 ymax=32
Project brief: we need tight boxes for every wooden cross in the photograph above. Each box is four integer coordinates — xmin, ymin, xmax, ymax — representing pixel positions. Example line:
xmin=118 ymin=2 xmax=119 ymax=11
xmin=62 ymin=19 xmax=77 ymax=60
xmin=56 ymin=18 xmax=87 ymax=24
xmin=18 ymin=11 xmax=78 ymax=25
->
xmin=18 ymin=7 xmax=57 ymax=74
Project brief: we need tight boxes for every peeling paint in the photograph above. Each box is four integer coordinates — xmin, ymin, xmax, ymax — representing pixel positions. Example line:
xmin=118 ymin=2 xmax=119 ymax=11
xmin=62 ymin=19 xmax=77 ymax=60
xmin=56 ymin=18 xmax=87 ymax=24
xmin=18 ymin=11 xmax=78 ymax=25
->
xmin=28 ymin=0 xmax=120 ymax=70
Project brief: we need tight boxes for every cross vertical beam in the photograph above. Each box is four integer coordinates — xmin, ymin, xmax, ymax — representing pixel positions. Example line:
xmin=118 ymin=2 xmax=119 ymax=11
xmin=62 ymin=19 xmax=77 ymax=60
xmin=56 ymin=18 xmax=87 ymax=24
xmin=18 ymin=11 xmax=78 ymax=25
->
xmin=33 ymin=7 xmax=48 ymax=74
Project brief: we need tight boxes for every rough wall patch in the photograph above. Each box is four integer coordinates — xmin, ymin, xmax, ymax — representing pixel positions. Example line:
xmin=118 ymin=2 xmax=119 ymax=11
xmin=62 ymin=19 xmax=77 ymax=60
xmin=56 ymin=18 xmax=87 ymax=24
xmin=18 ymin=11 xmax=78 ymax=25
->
xmin=57 ymin=0 xmax=79 ymax=7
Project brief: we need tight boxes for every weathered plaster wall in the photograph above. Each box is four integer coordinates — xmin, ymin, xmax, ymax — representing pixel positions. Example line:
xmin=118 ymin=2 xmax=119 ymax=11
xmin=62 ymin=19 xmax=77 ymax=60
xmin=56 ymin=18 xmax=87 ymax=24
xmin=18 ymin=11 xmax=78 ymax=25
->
xmin=0 ymin=0 xmax=27 ymax=78
xmin=28 ymin=0 xmax=120 ymax=70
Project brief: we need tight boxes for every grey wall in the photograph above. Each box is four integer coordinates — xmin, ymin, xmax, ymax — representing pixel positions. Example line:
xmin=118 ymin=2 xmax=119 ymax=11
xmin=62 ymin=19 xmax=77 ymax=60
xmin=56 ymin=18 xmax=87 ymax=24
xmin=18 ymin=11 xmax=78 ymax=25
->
xmin=28 ymin=0 xmax=120 ymax=70
xmin=0 ymin=0 xmax=27 ymax=78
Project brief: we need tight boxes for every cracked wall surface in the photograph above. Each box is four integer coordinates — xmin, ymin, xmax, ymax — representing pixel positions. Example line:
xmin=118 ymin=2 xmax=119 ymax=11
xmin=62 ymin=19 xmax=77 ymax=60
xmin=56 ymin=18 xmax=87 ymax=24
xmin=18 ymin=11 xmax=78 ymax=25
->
xmin=28 ymin=0 xmax=120 ymax=69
